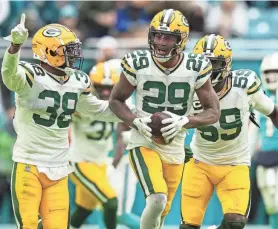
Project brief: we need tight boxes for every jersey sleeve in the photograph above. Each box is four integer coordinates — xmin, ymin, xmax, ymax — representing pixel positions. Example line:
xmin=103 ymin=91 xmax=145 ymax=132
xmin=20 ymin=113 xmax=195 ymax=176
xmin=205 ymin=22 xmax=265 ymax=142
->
xmin=1 ymin=49 xmax=34 ymax=93
xmin=76 ymin=93 xmax=122 ymax=122
xmin=246 ymin=71 xmax=262 ymax=95
xmin=121 ymin=53 xmax=137 ymax=86
xmin=195 ymin=55 xmax=212 ymax=89
xmin=249 ymin=89 xmax=275 ymax=116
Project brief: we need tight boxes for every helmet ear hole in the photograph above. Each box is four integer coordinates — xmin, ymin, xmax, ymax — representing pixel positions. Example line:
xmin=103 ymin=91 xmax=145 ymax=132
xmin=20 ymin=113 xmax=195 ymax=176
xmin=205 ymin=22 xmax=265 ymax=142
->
xmin=50 ymin=50 xmax=56 ymax=57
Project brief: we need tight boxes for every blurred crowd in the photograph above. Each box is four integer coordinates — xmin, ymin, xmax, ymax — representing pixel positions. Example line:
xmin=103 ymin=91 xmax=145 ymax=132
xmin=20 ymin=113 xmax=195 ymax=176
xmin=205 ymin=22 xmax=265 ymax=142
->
xmin=1 ymin=0 xmax=278 ymax=42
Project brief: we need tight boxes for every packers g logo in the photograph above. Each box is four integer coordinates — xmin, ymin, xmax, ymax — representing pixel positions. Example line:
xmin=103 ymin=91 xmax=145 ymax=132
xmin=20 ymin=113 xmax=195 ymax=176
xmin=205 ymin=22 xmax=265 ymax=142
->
xmin=43 ymin=28 xmax=61 ymax=37
xmin=182 ymin=16 xmax=189 ymax=27
xmin=224 ymin=40 xmax=232 ymax=51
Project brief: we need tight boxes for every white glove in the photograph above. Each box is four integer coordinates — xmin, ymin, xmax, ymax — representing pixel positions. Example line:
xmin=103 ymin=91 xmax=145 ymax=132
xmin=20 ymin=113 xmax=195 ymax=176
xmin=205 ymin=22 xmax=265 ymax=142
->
xmin=121 ymin=130 xmax=132 ymax=145
xmin=4 ymin=13 xmax=29 ymax=45
xmin=133 ymin=117 xmax=152 ymax=142
xmin=160 ymin=111 xmax=189 ymax=143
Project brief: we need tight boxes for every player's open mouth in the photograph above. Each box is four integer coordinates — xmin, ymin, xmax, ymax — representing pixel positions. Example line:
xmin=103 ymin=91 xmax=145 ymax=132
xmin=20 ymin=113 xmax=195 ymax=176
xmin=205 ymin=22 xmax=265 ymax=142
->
xmin=156 ymin=48 xmax=169 ymax=56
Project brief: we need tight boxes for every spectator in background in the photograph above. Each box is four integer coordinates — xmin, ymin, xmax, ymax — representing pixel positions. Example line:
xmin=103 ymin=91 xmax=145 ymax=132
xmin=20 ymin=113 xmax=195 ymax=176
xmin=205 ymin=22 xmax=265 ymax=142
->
xmin=145 ymin=1 xmax=207 ymax=35
xmin=0 ymin=0 xmax=10 ymax=36
xmin=205 ymin=1 xmax=248 ymax=38
xmin=59 ymin=4 xmax=84 ymax=41
xmin=0 ymin=72 xmax=15 ymax=224
xmin=24 ymin=6 xmax=44 ymax=37
xmin=114 ymin=1 xmax=150 ymax=38
xmin=78 ymin=1 xmax=116 ymax=38
xmin=96 ymin=36 xmax=119 ymax=63
xmin=0 ymin=73 xmax=15 ymax=137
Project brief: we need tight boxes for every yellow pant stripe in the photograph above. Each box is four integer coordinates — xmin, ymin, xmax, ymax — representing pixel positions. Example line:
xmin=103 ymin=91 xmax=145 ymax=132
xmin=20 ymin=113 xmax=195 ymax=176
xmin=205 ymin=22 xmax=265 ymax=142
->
xmin=130 ymin=148 xmax=154 ymax=197
xmin=72 ymin=163 xmax=108 ymax=203
xmin=11 ymin=162 xmax=23 ymax=229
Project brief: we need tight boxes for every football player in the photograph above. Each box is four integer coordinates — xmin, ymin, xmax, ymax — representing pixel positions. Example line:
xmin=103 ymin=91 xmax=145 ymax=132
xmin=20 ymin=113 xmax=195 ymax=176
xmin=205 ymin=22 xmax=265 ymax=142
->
xmin=1 ymin=14 xmax=130 ymax=229
xmin=180 ymin=34 xmax=278 ymax=229
xmin=109 ymin=9 xmax=220 ymax=229
xmin=249 ymin=52 xmax=278 ymax=229
xmin=69 ymin=59 xmax=139 ymax=229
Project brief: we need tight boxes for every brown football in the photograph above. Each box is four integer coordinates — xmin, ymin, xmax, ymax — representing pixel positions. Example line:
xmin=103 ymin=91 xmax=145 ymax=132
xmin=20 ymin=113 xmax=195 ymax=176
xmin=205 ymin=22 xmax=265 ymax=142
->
xmin=148 ymin=112 xmax=174 ymax=145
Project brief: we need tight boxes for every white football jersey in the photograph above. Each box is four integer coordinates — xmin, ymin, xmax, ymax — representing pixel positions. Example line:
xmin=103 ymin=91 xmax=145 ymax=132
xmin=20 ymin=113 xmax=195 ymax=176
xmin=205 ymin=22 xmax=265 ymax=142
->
xmin=190 ymin=69 xmax=262 ymax=166
xmin=70 ymin=114 xmax=114 ymax=164
xmin=1 ymin=51 xmax=120 ymax=168
xmin=121 ymin=50 xmax=212 ymax=164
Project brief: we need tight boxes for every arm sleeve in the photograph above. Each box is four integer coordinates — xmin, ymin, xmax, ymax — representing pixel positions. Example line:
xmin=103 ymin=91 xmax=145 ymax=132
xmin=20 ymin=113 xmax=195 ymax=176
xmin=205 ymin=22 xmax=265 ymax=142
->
xmin=250 ymin=89 xmax=275 ymax=116
xmin=1 ymin=49 xmax=28 ymax=93
xmin=195 ymin=55 xmax=212 ymax=89
xmin=121 ymin=53 xmax=137 ymax=86
xmin=76 ymin=93 xmax=122 ymax=122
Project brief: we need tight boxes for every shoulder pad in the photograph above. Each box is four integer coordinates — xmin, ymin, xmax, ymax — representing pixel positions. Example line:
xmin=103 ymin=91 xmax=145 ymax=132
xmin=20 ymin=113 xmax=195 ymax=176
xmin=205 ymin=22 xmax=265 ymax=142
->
xmin=232 ymin=69 xmax=261 ymax=94
xmin=74 ymin=70 xmax=90 ymax=85
xmin=122 ymin=50 xmax=150 ymax=78
xmin=19 ymin=61 xmax=35 ymax=78
xmin=184 ymin=53 xmax=211 ymax=75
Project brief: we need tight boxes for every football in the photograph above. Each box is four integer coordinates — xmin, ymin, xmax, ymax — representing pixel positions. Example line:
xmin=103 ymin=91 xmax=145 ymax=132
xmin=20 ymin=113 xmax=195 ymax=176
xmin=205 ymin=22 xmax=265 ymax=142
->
xmin=148 ymin=112 xmax=173 ymax=145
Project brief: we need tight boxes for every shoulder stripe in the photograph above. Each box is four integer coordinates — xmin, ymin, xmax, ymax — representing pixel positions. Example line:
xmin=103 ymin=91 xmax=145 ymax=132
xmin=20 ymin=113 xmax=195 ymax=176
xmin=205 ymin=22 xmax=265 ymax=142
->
xmin=19 ymin=63 xmax=35 ymax=79
xmin=247 ymin=82 xmax=261 ymax=95
xmin=25 ymin=73 xmax=33 ymax=87
xmin=122 ymin=58 xmax=136 ymax=73
xmin=200 ymin=62 xmax=212 ymax=75
xmin=121 ymin=61 xmax=136 ymax=78
xmin=196 ymin=64 xmax=212 ymax=81
xmin=82 ymin=85 xmax=91 ymax=95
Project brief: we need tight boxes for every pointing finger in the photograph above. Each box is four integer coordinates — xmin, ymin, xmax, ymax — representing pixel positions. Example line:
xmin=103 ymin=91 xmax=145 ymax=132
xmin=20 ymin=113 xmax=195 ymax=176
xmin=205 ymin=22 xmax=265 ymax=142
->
xmin=20 ymin=13 xmax=26 ymax=27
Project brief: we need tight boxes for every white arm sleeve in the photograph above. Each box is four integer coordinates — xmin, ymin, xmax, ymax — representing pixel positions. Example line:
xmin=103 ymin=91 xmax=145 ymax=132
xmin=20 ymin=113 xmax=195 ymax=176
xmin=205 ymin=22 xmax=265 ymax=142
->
xmin=1 ymin=49 xmax=27 ymax=93
xmin=250 ymin=89 xmax=275 ymax=116
xmin=76 ymin=93 xmax=122 ymax=122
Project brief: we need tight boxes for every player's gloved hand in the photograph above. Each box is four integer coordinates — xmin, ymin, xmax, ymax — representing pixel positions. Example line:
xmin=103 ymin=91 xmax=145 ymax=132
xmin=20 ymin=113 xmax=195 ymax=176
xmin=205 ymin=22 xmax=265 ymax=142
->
xmin=160 ymin=111 xmax=189 ymax=143
xmin=121 ymin=130 xmax=132 ymax=145
xmin=4 ymin=13 xmax=29 ymax=45
xmin=132 ymin=117 xmax=152 ymax=142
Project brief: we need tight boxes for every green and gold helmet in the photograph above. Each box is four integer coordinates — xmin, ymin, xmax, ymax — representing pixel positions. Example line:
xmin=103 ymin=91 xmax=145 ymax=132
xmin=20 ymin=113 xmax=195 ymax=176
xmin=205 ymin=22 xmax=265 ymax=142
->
xmin=148 ymin=9 xmax=189 ymax=62
xmin=194 ymin=34 xmax=232 ymax=86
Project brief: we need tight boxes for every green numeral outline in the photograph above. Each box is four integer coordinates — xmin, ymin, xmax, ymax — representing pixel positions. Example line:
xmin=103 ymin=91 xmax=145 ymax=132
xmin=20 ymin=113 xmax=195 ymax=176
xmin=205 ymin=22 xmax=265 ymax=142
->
xmin=198 ymin=108 xmax=242 ymax=142
xmin=33 ymin=90 xmax=78 ymax=128
xmin=142 ymin=81 xmax=190 ymax=115
xmin=131 ymin=50 xmax=149 ymax=70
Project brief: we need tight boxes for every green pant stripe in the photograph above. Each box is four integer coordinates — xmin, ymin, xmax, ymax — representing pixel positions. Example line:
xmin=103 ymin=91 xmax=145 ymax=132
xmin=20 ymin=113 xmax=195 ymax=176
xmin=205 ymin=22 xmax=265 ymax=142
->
xmin=134 ymin=147 xmax=155 ymax=196
xmin=129 ymin=149 xmax=148 ymax=197
xmin=11 ymin=162 xmax=23 ymax=229
xmin=73 ymin=163 xmax=108 ymax=203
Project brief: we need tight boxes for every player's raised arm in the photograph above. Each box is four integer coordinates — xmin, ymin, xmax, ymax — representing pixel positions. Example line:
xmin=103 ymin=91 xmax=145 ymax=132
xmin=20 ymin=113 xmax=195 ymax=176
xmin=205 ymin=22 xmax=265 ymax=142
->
xmin=1 ymin=13 xmax=29 ymax=93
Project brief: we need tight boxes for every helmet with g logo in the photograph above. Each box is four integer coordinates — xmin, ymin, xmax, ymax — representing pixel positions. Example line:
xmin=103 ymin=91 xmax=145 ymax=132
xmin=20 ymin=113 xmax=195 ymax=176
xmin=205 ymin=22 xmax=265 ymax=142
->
xmin=194 ymin=34 xmax=232 ymax=86
xmin=32 ymin=24 xmax=83 ymax=70
xmin=148 ymin=9 xmax=189 ymax=62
